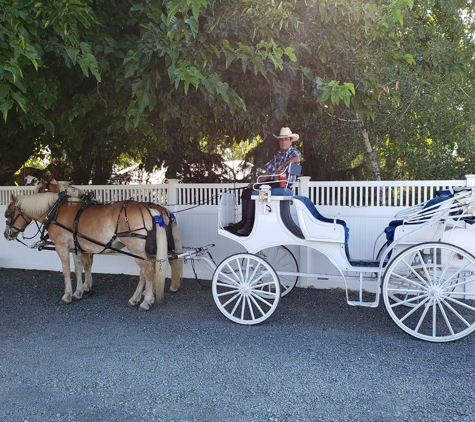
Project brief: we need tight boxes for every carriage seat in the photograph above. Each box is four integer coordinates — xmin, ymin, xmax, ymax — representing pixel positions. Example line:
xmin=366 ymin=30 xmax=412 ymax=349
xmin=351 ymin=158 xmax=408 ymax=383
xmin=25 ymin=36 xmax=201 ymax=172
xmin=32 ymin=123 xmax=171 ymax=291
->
xmin=384 ymin=194 xmax=453 ymax=246
xmin=293 ymin=195 xmax=350 ymax=258
xmin=251 ymin=187 xmax=294 ymax=196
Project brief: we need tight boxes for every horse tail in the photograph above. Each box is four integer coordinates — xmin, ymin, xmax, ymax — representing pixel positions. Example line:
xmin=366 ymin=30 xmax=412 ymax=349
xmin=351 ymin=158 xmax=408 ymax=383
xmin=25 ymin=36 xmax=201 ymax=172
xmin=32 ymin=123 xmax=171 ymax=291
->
xmin=150 ymin=209 xmax=168 ymax=303
xmin=169 ymin=217 xmax=183 ymax=292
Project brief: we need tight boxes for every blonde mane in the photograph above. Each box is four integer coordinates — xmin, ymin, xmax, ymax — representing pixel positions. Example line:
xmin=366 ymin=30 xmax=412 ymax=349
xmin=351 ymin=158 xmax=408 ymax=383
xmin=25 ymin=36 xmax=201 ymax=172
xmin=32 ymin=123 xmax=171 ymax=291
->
xmin=16 ymin=192 xmax=59 ymax=216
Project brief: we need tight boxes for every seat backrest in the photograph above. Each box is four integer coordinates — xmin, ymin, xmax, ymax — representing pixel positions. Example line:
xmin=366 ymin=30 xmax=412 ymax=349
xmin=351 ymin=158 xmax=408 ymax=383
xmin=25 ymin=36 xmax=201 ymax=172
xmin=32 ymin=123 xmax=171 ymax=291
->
xmin=287 ymin=163 xmax=302 ymax=177
xmin=293 ymin=195 xmax=347 ymax=226
xmin=293 ymin=195 xmax=350 ymax=258
xmin=259 ymin=163 xmax=302 ymax=188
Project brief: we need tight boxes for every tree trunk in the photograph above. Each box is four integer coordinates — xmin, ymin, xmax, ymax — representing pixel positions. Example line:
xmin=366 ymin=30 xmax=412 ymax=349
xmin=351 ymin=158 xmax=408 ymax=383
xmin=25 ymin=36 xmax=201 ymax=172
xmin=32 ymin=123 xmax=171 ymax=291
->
xmin=358 ymin=120 xmax=381 ymax=182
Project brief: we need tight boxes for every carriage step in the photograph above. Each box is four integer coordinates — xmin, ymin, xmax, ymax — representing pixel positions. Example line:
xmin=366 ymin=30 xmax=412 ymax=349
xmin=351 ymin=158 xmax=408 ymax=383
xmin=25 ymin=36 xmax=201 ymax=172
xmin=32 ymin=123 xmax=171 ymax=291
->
xmin=349 ymin=259 xmax=380 ymax=267
xmin=347 ymin=300 xmax=379 ymax=308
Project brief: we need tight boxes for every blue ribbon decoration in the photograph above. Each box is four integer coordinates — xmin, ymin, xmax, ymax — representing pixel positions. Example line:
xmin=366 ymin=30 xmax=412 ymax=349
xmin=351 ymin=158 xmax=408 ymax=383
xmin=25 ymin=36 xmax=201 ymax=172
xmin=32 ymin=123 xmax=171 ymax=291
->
xmin=153 ymin=215 xmax=166 ymax=227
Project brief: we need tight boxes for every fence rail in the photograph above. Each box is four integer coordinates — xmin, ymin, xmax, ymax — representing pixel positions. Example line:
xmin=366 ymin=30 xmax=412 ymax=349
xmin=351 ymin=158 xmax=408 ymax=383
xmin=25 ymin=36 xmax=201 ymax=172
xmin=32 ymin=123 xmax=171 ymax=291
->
xmin=1 ymin=176 xmax=474 ymax=207
xmin=306 ymin=180 xmax=465 ymax=207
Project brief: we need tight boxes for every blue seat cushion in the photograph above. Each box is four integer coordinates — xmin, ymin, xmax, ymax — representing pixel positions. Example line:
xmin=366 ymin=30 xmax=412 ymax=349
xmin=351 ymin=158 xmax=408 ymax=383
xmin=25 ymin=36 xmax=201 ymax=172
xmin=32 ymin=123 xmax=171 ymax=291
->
xmin=293 ymin=195 xmax=347 ymax=226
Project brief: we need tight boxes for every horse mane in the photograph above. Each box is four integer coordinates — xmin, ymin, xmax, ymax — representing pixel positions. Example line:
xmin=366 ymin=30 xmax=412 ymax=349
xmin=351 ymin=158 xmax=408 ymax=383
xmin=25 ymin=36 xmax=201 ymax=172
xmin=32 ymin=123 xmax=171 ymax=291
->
xmin=16 ymin=192 xmax=59 ymax=216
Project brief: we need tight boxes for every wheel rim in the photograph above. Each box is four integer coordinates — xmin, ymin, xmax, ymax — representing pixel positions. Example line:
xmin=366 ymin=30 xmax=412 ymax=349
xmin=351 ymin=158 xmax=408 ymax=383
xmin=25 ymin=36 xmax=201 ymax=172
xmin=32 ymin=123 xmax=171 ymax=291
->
xmin=256 ymin=246 xmax=298 ymax=297
xmin=212 ymin=253 xmax=280 ymax=325
xmin=383 ymin=242 xmax=475 ymax=342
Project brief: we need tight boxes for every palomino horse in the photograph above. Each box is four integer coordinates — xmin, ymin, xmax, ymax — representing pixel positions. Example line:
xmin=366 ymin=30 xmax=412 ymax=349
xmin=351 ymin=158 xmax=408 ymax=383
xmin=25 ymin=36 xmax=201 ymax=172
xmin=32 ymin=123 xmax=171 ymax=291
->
xmin=4 ymin=192 xmax=171 ymax=310
xmin=36 ymin=179 xmax=183 ymax=296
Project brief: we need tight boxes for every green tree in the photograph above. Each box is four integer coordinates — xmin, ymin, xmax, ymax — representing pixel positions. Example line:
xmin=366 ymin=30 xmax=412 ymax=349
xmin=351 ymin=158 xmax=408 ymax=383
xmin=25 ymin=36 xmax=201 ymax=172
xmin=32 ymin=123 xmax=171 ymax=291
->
xmin=0 ymin=0 xmax=101 ymax=184
xmin=2 ymin=0 xmax=474 ymax=185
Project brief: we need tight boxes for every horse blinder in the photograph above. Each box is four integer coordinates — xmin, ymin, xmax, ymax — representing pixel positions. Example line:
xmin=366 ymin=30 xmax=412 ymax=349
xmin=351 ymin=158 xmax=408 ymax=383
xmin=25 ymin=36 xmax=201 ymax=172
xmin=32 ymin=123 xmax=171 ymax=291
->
xmin=4 ymin=205 xmax=28 ymax=239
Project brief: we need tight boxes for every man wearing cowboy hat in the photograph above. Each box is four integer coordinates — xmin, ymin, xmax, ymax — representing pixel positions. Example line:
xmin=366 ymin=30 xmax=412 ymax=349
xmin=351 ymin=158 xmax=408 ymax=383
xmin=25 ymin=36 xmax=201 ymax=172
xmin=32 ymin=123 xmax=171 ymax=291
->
xmin=227 ymin=127 xmax=302 ymax=236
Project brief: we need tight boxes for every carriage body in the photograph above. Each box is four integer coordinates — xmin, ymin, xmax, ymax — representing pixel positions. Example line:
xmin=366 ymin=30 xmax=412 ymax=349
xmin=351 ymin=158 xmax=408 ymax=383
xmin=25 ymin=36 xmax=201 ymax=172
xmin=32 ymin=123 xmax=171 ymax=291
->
xmin=212 ymin=174 xmax=475 ymax=342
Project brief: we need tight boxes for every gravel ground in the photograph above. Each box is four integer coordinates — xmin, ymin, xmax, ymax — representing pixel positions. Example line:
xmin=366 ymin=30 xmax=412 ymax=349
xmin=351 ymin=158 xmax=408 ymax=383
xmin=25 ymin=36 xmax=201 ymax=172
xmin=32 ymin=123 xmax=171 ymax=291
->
xmin=1 ymin=267 xmax=474 ymax=422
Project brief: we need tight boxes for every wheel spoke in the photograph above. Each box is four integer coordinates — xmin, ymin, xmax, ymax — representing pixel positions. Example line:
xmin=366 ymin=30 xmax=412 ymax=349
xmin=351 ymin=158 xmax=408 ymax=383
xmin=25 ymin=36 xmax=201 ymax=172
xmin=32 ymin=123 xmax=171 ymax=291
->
xmin=397 ymin=296 xmax=430 ymax=321
xmin=250 ymin=288 xmax=278 ymax=306
xmin=440 ymin=263 xmax=475 ymax=290
xmin=231 ymin=294 xmax=244 ymax=318
xmin=414 ymin=300 xmax=432 ymax=333
xmin=389 ymin=292 xmax=427 ymax=307
xmin=445 ymin=296 xmax=475 ymax=314
xmin=438 ymin=299 xmax=469 ymax=331
xmin=387 ymin=271 xmax=427 ymax=290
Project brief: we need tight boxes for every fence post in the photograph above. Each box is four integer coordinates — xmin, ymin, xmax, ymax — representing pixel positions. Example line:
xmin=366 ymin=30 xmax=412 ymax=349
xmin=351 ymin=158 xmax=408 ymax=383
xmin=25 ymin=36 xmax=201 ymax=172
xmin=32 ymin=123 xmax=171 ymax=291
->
xmin=296 ymin=176 xmax=311 ymax=288
xmin=167 ymin=179 xmax=180 ymax=209
xmin=465 ymin=175 xmax=475 ymax=187
xmin=298 ymin=176 xmax=311 ymax=198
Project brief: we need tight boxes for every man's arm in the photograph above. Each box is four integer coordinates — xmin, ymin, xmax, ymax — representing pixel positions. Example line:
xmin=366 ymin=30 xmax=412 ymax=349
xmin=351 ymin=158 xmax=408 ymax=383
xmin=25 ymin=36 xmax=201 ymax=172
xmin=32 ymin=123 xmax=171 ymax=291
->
xmin=276 ymin=156 xmax=301 ymax=173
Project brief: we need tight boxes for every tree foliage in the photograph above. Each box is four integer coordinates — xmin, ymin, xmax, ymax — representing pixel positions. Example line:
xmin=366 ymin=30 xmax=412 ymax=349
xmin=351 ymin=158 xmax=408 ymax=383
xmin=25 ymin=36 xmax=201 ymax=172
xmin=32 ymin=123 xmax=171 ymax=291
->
xmin=1 ymin=0 xmax=474 ymax=185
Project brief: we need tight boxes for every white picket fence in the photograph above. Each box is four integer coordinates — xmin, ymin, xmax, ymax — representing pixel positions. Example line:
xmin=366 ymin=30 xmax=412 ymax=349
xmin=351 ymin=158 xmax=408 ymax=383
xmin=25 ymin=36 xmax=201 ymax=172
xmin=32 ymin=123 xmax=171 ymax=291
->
xmin=2 ymin=175 xmax=475 ymax=290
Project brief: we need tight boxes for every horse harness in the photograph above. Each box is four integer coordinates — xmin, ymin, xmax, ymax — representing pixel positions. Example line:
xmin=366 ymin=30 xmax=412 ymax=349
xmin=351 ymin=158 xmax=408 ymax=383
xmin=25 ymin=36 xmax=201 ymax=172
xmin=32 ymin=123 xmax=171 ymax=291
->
xmin=37 ymin=192 xmax=174 ymax=262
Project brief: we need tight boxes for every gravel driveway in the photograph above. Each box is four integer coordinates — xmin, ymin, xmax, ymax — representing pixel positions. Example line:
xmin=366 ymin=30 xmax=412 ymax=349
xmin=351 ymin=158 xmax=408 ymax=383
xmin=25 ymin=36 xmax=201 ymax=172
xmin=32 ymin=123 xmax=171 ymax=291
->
xmin=1 ymin=268 xmax=474 ymax=422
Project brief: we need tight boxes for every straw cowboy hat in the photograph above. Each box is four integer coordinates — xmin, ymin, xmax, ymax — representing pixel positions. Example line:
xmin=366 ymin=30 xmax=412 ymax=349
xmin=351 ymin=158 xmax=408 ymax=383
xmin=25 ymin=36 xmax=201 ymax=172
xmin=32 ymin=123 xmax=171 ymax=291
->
xmin=273 ymin=127 xmax=299 ymax=142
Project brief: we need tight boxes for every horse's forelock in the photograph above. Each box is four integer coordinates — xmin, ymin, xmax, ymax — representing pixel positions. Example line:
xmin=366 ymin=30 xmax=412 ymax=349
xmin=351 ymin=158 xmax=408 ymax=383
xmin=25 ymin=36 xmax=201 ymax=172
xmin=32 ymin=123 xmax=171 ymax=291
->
xmin=16 ymin=192 xmax=59 ymax=216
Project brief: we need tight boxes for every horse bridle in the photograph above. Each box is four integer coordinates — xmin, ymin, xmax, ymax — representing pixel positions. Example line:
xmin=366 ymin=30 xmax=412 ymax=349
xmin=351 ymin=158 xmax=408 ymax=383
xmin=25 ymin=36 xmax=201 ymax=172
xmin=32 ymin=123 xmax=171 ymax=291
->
xmin=4 ymin=204 xmax=33 ymax=238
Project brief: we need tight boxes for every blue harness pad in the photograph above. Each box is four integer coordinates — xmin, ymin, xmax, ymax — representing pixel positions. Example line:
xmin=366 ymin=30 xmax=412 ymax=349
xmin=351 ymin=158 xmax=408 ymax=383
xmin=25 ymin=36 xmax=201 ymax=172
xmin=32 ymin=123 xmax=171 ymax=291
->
xmin=153 ymin=215 xmax=166 ymax=227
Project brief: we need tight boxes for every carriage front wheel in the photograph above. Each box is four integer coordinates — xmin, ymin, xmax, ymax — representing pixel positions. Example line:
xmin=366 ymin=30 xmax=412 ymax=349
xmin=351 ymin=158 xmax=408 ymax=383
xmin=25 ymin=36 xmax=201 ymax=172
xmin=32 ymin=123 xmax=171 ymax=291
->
xmin=212 ymin=253 xmax=281 ymax=325
xmin=382 ymin=242 xmax=475 ymax=342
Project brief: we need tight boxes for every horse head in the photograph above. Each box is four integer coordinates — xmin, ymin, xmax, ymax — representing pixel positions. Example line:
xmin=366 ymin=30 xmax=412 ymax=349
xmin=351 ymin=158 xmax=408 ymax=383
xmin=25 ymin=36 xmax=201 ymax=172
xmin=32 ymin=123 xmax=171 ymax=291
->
xmin=37 ymin=178 xmax=85 ymax=198
xmin=4 ymin=193 xmax=30 ymax=240
xmin=4 ymin=192 xmax=59 ymax=240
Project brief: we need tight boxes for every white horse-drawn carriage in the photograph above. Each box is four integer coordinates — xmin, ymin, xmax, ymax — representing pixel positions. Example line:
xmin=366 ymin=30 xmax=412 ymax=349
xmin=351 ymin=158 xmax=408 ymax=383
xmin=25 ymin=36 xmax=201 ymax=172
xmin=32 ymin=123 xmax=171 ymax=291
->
xmin=187 ymin=164 xmax=475 ymax=343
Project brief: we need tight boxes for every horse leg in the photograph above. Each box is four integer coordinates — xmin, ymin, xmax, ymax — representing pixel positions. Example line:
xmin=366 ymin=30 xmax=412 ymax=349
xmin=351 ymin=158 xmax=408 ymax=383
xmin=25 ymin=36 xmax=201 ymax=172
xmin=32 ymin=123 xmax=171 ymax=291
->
xmin=82 ymin=253 xmax=94 ymax=292
xmin=56 ymin=248 xmax=74 ymax=304
xmin=136 ymin=261 xmax=156 ymax=311
xmin=169 ymin=222 xmax=183 ymax=293
xmin=127 ymin=270 xmax=145 ymax=307
xmin=135 ymin=222 xmax=167 ymax=311
xmin=72 ymin=251 xmax=85 ymax=300
xmin=153 ymin=224 xmax=168 ymax=305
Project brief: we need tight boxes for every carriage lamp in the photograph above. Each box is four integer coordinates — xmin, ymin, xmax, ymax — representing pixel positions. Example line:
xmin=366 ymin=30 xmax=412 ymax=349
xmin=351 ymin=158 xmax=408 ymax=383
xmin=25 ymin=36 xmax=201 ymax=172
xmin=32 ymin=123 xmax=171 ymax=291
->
xmin=258 ymin=185 xmax=271 ymax=202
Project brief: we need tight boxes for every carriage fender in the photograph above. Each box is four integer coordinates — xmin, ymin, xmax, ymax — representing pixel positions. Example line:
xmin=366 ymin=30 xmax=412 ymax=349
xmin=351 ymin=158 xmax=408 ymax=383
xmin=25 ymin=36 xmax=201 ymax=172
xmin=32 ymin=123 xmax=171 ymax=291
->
xmin=441 ymin=228 xmax=475 ymax=256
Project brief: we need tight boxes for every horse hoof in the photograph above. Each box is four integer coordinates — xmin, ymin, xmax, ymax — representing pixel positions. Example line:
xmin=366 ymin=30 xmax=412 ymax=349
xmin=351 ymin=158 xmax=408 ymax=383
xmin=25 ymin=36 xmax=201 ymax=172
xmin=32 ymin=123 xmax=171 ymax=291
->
xmin=139 ymin=302 xmax=150 ymax=311
xmin=169 ymin=286 xmax=180 ymax=293
xmin=127 ymin=300 xmax=138 ymax=308
xmin=60 ymin=297 xmax=72 ymax=305
xmin=73 ymin=292 xmax=83 ymax=300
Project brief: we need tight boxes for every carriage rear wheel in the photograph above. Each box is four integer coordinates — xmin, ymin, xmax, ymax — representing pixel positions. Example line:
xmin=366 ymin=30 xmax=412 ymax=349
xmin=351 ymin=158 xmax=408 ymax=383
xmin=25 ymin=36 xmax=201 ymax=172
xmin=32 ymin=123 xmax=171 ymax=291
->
xmin=382 ymin=242 xmax=475 ymax=342
xmin=256 ymin=246 xmax=298 ymax=297
xmin=212 ymin=253 xmax=280 ymax=325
